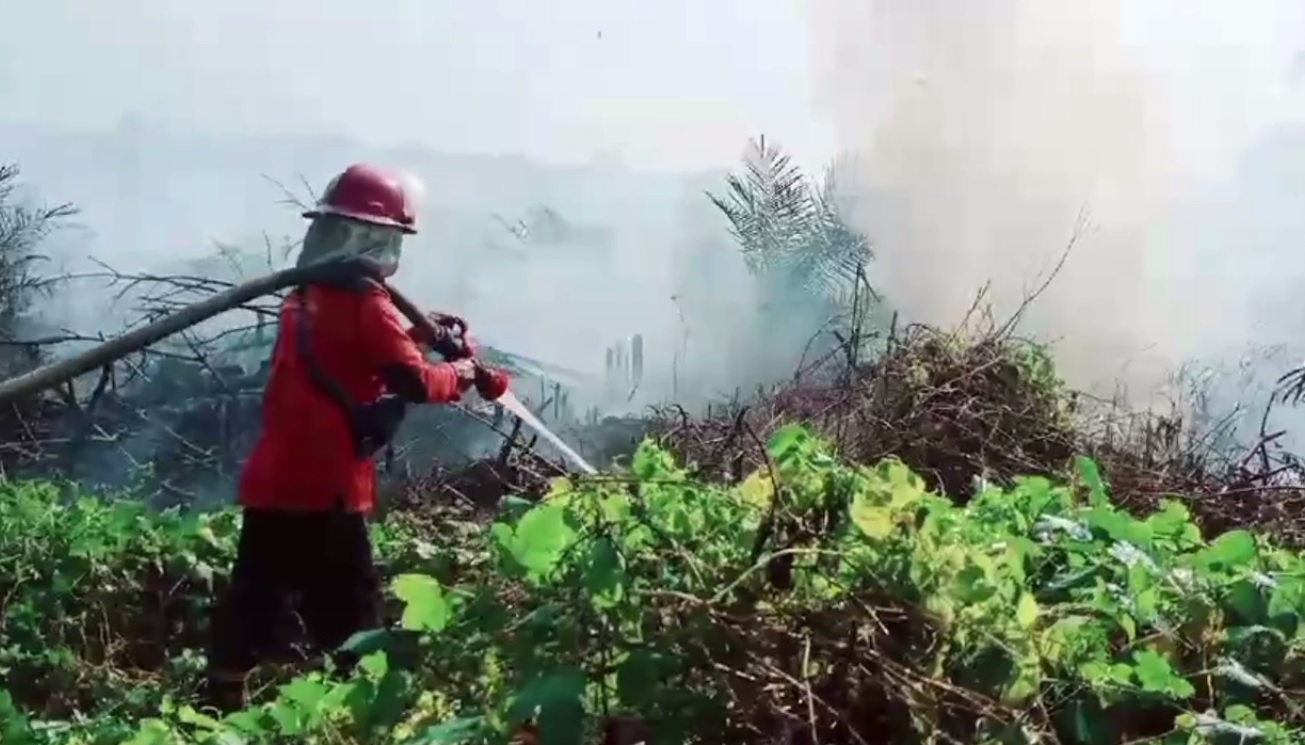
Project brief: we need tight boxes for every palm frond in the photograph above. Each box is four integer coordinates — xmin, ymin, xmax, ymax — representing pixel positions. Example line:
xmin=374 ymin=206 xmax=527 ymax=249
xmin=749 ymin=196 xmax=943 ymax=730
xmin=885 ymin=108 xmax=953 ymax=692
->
xmin=707 ymin=135 xmax=818 ymax=274
xmin=708 ymin=140 xmax=875 ymax=305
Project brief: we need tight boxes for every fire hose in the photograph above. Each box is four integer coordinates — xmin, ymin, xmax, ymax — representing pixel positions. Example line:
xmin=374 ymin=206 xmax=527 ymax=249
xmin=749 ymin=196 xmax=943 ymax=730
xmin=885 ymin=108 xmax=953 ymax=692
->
xmin=0 ymin=257 xmax=456 ymax=404
xmin=0 ymin=256 xmax=597 ymax=474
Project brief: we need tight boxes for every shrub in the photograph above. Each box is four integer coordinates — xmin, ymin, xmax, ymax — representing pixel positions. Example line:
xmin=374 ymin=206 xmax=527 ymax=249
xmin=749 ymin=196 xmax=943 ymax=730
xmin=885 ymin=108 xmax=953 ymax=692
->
xmin=2 ymin=426 xmax=1303 ymax=744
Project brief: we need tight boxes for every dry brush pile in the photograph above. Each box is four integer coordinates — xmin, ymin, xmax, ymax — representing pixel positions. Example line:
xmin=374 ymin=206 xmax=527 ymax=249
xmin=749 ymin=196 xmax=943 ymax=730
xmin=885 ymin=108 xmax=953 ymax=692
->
xmin=649 ymin=320 xmax=1305 ymax=547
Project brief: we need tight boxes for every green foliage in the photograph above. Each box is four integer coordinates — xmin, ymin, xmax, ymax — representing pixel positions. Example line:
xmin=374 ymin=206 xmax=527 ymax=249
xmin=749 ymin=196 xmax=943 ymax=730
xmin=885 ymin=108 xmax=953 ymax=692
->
xmin=4 ymin=430 xmax=1305 ymax=744
xmin=0 ymin=481 xmax=238 ymax=720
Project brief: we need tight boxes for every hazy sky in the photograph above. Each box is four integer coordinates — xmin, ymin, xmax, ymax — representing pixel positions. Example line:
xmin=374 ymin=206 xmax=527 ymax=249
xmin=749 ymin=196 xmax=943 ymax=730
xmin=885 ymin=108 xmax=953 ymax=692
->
xmin=1121 ymin=1 xmax=1305 ymax=177
xmin=3 ymin=1 xmax=1302 ymax=174
xmin=0 ymin=0 xmax=833 ymax=172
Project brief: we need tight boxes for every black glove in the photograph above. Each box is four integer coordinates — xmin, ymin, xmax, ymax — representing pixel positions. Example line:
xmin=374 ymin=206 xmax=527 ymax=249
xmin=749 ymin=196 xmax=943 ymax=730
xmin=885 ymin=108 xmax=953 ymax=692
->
xmin=415 ymin=313 xmax=475 ymax=361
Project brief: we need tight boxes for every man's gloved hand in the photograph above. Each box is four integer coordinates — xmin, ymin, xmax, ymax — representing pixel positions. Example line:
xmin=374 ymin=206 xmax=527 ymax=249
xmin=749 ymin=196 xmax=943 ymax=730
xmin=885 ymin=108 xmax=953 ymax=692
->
xmin=449 ymin=359 xmax=509 ymax=401
xmin=408 ymin=322 xmax=446 ymax=348
xmin=412 ymin=312 xmax=476 ymax=361
xmin=473 ymin=362 xmax=510 ymax=401
xmin=427 ymin=312 xmax=467 ymax=331
xmin=452 ymin=329 xmax=480 ymax=361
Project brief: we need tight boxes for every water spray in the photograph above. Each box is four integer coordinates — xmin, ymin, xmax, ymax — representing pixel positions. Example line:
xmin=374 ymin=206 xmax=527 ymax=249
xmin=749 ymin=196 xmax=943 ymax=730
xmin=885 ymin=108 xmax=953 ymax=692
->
xmin=492 ymin=389 xmax=598 ymax=475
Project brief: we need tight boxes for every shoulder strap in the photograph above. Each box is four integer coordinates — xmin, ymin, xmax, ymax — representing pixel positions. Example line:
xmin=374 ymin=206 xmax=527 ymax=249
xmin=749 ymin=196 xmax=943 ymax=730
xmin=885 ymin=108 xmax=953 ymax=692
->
xmin=292 ymin=285 xmax=363 ymax=423
xmin=289 ymin=284 xmax=408 ymax=464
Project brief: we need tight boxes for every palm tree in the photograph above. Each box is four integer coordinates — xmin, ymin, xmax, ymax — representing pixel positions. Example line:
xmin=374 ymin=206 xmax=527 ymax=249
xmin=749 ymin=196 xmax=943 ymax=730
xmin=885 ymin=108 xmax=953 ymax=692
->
xmin=706 ymin=136 xmax=873 ymax=303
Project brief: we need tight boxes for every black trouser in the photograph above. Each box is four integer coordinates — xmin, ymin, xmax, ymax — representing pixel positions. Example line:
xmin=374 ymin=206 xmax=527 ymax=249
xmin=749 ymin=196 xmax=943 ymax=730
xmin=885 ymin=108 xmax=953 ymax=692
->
xmin=207 ymin=506 xmax=383 ymax=678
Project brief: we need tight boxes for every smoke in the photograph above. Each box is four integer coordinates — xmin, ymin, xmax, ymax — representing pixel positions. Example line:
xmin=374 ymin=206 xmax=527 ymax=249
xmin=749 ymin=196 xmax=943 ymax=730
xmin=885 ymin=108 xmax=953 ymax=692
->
xmin=806 ymin=0 xmax=1192 ymax=397
xmin=395 ymin=168 xmax=428 ymax=208
xmin=6 ymin=122 xmax=822 ymax=427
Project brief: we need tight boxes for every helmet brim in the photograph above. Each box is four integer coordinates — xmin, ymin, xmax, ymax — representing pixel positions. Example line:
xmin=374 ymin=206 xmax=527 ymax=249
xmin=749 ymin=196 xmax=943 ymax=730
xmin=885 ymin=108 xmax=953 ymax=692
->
xmin=304 ymin=207 xmax=417 ymax=235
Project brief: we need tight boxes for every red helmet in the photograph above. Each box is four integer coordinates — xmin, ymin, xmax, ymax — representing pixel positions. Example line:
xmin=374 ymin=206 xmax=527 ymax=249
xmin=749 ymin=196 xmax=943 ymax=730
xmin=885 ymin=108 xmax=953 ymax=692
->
xmin=303 ymin=163 xmax=418 ymax=234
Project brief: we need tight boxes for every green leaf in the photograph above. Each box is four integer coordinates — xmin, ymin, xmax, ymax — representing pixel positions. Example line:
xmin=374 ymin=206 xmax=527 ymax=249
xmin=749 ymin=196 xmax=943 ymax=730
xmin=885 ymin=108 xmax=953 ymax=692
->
xmin=849 ymin=461 xmax=924 ymax=540
xmin=509 ymin=671 xmax=586 ymax=720
xmin=369 ymin=669 xmax=414 ymax=733
xmin=1116 ymin=612 xmax=1137 ymax=641
xmin=1145 ymin=500 xmax=1193 ymax=538
xmin=124 ymin=719 xmax=175 ymax=745
xmin=221 ymin=708 xmax=276 ymax=737
xmin=268 ymin=698 xmax=305 ymax=736
xmin=881 ymin=460 xmax=927 ymax=508
xmin=630 ymin=442 xmax=681 ymax=481
xmin=340 ymin=628 xmax=395 ymax=656
xmin=1171 ymin=678 xmax=1196 ymax=699
xmin=1131 ymin=649 xmax=1189 ymax=697
xmin=339 ymin=628 xmax=423 ymax=670
xmin=849 ymin=498 xmax=893 ymax=539
xmin=616 ymin=650 xmax=660 ymax=707
xmin=1223 ymin=704 xmax=1257 ymax=722
xmin=507 ymin=503 xmax=576 ymax=578
xmin=1197 ymin=530 xmax=1258 ymax=571
xmin=583 ymin=536 xmax=625 ymax=608
xmin=1267 ymin=577 xmax=1304 ymax=635
xmin=1075 ymin=456 xmax=1108 ymax=506
xmin=509 ymin=672 xmax=588 ymax=745
xmin=500 ymin=495 xmax=536 ymax=518
xmin=1225 ymin=580 xmax=1266 ymax=623
xmin=1041 ymin=615 xmax=1094 ymax=664
xmin=950 ymin=563 xmax=997 ymax=604
xmin=1015 ymin=592 xmax=1040 ymax=629
xmin=538 ymin=698 xmax=586 ymax=745
xmin=405 ymin=716 xmax=486 ymax=745
xmin=767 ymin=424 xmax=812 ymax=463
xmin=1082 ymin=508 xmax=1152 ymax=547
xmin=392 ymin=574 xmax=452 ymax=634
xmin=1001 ymin=657 xmax=1041 ymax=704
xmin=279 ymin=677 xmax=332 ymax=714
xmin=173 ymin=709 xmax=232 ymax=735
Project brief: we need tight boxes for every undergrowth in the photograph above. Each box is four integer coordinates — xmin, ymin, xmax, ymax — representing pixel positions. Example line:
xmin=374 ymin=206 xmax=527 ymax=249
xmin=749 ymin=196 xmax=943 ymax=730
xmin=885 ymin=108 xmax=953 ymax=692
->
xmin=1 ymin=424 xmax=1304 ymax=744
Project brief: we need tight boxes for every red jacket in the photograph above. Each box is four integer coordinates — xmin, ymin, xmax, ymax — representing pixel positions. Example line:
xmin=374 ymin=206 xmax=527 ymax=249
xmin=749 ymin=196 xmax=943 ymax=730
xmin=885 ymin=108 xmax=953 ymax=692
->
xmin=238 ymin=282 xmax=463 ymax=513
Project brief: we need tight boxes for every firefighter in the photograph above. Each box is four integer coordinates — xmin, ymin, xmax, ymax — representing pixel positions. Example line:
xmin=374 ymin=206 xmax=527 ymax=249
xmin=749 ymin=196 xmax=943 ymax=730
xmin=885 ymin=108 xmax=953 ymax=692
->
xmin=202 ymin=163 xmax=509 ymax=711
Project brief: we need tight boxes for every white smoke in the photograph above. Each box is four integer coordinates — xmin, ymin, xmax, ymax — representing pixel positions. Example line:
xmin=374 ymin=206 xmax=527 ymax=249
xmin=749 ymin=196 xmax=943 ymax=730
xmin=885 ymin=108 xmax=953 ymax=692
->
xmin=395 ymin=168 xmax=428 ymax=210
xmin=805 ymin=0 xmax=1186 ymax=397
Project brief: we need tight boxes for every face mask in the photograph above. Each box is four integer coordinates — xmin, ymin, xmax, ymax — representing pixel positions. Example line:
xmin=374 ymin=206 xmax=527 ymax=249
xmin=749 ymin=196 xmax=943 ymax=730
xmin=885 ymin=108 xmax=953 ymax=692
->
xmin=297 ymin=215 xmax=404 ymax=276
